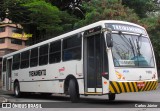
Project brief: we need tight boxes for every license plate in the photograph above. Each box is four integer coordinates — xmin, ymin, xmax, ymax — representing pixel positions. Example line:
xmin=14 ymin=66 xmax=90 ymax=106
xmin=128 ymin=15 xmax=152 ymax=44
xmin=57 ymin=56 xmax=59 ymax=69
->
xmin=137 ymin=82 xmax=145 ymax=89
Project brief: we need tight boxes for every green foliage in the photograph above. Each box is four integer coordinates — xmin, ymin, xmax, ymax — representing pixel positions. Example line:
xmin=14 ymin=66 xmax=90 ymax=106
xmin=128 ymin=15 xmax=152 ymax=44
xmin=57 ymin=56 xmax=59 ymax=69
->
xmin=1 ymin=0 xmax=77 ymax=45
xmin=22 ymin=0 xmax=62 ymax=33
xmin=140 ymin=17 xmax=158 ymax=30
xmin=59 ymin=11 xmax=79 ymax=32
xmin=74 ymin=0 xmax=139 ymax=28
xmin=0 ymin=0 xmax=79 ymax=42
xmin=122 ymin=0 xmax=158 ymax=18
xmin=0 ymin=0 xmax=30 ymax=23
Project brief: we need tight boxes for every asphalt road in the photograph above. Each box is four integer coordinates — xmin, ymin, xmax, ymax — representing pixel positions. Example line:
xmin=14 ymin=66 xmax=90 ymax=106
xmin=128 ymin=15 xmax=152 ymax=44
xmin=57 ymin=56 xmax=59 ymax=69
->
xmin=0 ymin=85 xmax=160 ymax=110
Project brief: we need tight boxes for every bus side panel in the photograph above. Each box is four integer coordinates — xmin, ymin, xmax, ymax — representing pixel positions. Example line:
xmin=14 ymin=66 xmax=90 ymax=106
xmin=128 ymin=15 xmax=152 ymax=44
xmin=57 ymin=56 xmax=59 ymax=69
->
xmin=12 ymin=60 xmax=83 ymax=94
xmin=20 ymin=81 xmax=59 ymax=93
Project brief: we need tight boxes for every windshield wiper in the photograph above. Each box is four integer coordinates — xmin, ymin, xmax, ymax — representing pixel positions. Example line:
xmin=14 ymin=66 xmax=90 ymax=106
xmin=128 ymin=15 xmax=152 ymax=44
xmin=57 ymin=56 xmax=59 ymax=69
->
xmin=129 ymin=38 xmax=135 ymax=57
xmin=136 ymin=33 xmax=142 ymax=56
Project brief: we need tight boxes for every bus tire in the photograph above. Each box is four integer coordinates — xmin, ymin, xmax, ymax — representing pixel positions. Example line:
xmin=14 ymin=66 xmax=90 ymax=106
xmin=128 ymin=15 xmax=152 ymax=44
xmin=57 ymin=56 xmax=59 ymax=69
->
xmin=14 ymin=82 xmax=21 ymax=98
xmin=108 ymin=93 xmax=116 ymax=101
xmin=69 ymin=79 xmax=79 ymax=103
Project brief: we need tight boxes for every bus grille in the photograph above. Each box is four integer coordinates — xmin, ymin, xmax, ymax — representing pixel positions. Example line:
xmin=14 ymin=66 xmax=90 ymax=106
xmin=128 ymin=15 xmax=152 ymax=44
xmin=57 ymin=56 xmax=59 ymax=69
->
xmin=109 ymin=81 xmax=158 ymax=93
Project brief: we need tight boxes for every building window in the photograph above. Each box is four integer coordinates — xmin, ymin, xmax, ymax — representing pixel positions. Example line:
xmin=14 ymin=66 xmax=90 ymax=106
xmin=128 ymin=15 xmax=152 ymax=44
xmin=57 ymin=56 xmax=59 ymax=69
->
xmin=2 ymin=58 xmax=6 ymax=72
xmin=13 ymin=54 xmax=20 ymax=70
xmin=30 ymin=48 xmax=38 ymax=67
xmin=25 ymin=41 xmax=29 ymax=46
xmin=11 ymin=38 xmax=22 ymax=45
xmin=63 ymin=34 xmax=81 ymax=61
xmin=0 ymin=38 xmax=5 ymax=43
xmin=20 ymin=50 xmax=29 ymax=69
xmin=49 ymin=40 xmax=61 ymax=64
xmin=10 ymin=27 xmax=23 ymax=34
xmin=39 ymin=44 xmax=49 ymax=65
xmin=0 ymin=27 xmax=5 ymax=32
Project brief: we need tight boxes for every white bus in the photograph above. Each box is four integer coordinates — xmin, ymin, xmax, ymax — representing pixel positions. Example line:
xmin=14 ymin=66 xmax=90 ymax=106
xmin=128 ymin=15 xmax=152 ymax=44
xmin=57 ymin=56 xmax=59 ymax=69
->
xmin=1 ymin=20 xmax=158 ymax=102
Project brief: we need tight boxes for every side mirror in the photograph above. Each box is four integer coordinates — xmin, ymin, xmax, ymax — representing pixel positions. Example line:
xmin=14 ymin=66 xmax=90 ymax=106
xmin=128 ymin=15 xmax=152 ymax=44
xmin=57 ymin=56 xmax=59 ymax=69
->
xmin=106 ymin=30 xmax=113 ymax=47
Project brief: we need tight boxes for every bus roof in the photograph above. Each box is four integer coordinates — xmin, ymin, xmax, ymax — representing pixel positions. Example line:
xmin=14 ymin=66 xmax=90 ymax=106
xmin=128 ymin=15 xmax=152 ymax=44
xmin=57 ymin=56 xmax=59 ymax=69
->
xmin=3 ymin=20 xmax=146 ymax=58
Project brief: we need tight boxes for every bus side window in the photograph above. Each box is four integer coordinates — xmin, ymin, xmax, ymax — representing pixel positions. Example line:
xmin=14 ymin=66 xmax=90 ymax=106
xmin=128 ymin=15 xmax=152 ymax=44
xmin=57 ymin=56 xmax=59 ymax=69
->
xmin=13 ymin=54 xmax=20 ymax=70
xmin=62 ymin=34 xmax=81 ymax=61
xmin=30 ymin=48 xmax=38 ymax=67
xmin=2 ymin=58 xmax=6 ymax=72
xmin=21 ymin=50 xmax=29 ymax=69
xmin=49 ymin=40 xmax=61 ymax=64
xmin=39 ymin=44 xmax=49 ymax=65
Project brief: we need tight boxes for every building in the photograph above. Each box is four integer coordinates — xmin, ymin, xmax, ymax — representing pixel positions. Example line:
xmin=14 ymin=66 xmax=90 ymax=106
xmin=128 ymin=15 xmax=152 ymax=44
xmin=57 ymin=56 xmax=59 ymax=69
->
xmin=0 ymin=18 xmax=28 ymax=78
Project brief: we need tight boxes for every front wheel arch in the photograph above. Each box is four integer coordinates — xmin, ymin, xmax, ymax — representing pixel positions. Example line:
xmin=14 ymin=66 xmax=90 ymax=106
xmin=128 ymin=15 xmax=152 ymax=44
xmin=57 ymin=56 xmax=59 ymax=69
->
xmin=64 ymin=75 xmax=79 ymax=95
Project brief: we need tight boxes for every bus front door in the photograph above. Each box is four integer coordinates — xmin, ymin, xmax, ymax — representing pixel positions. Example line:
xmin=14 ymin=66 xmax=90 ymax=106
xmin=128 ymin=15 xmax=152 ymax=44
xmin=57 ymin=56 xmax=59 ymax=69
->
xmin=84 ymin=33 xmax=105 ymax=93
xmin=6 ymin=58 xmax=12 ymax=91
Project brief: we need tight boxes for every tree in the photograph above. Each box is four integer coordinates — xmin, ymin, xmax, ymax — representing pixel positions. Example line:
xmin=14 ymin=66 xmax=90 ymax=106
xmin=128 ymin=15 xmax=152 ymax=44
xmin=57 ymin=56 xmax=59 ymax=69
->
xmin=0 ymin=0 xmax=62 ymax=32
xmin=0 ymin=0 xmax=79 ymax=44
xmin=46 ymin=0 xmax=85 ymax=19
xmin=122 ymin=0 xmax=159 ymax=18
xmin=74 ymin=0 xmax=139 ymax=28
xmin=22 ymin=0 xmax=62 ymax=32
xmin=0 ymin=0 xmax=30 ymax=23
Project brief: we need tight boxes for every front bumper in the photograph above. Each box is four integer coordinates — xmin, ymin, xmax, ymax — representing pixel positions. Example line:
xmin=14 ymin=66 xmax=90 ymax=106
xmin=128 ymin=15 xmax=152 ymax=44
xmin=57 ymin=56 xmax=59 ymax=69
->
xmin=109 ymin=81 xmax=158 ymax=93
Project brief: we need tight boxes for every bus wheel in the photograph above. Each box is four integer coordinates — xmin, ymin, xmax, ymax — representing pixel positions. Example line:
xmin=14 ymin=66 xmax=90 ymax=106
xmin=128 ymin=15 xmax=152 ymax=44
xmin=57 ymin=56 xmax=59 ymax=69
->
xmin=69 ymin=79 xmax=79 ymax=103
xmin=14 ymin=82 xmax=21 ymax=98
xmin=108 ymin=93 xmax=116 ymax=101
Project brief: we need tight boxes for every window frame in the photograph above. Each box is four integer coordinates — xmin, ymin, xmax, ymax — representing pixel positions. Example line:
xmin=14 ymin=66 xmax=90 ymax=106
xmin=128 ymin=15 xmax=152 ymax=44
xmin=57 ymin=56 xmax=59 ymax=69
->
xmin=20 ymin=50 xmax=30 ymax=69
xmin=39 ymin=44 xmax=49 ymax=66
xmin=12 ymin=53 xmax=20 ymax=70
xmin=0 ymin=38 xmax=5 ymax=44
xmin=0 ymin=27 xmax=5 ymax=33
xmin=30 ymin=47 xmax=39 ymax=67
xmin=11 ymin=38 xmax=22 ymax=45
xmin=2 ymin=58 xmax=6 ymax=72
xmin=62 ymin=34 xmax=82 ymax=61
xmin=49 ymin=40 xmax=61 ymax=64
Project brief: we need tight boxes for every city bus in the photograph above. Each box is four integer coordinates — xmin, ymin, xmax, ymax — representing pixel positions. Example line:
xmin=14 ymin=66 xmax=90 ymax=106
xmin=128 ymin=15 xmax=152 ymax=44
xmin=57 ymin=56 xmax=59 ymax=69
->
xmin=1 ymin=20 xmax=158 ymax=103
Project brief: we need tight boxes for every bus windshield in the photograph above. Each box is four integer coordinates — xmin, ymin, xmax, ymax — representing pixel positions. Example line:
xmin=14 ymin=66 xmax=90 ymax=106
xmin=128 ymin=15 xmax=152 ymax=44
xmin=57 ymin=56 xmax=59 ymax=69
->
xmin=111 ymin=33 xmax=155 ymax=67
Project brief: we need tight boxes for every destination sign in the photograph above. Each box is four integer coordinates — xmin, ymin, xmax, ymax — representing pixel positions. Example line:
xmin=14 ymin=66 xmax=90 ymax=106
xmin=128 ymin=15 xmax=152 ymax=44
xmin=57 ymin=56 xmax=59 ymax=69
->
xmin=106 ymin=23 xmax=147 ymax=35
